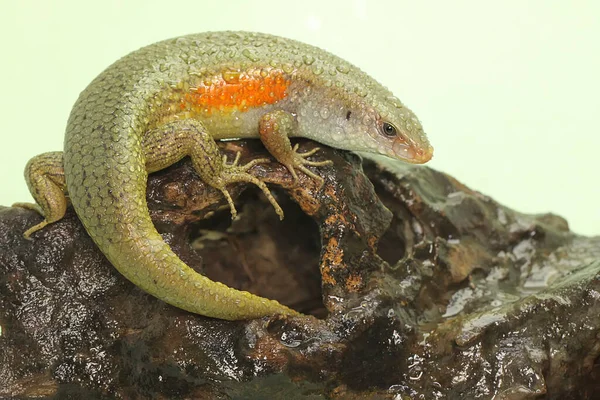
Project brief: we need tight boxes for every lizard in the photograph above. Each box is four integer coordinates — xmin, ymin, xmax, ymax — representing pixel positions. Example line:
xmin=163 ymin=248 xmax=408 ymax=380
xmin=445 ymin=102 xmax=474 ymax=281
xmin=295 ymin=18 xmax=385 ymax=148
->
xmin=15 ymin=31 xmax=433 ymax=320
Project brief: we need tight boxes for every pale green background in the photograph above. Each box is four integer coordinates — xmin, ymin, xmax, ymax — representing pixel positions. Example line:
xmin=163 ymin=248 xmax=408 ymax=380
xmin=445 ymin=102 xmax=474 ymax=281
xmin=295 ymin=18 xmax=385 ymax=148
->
xmin=1 ymin=1 xmax=598 ymax=236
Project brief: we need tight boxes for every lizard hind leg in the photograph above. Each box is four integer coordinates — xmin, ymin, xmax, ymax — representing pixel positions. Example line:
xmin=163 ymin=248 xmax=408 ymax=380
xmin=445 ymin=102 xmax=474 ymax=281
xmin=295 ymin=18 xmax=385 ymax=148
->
xmin=142 ymin=120 xmax=284 ymax=220
xmin=13 ymin=151 xmax=67 ymax=239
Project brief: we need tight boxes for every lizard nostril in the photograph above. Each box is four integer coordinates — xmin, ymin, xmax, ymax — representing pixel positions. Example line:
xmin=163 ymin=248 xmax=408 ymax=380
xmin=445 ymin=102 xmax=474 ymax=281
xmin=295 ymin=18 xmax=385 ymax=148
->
xmin=415 ymin=145 xmax=434 ymax=163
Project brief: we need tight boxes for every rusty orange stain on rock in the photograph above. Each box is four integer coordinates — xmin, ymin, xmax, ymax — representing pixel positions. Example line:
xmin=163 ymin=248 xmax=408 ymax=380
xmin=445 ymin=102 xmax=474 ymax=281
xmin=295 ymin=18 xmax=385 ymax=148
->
xmin=324 ymin=185 xmax=339 ymax=202
xmin=345 ymin=273 xmax=363 ymax=292
xmin=321 ymin=237 xmax=344 ymax=286
xmin=292 ymin=186 xmax=321 ymax=215
xmin=325 ymin=213 xmax=349 ymax=228
xmin=367 ymin=235 xmax=378 ymax=251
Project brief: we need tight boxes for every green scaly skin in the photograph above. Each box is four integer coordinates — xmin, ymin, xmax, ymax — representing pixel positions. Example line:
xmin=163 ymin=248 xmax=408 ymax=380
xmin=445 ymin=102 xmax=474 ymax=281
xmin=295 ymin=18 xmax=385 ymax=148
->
xmin=16 ymin=32 xmax=433 ymax=320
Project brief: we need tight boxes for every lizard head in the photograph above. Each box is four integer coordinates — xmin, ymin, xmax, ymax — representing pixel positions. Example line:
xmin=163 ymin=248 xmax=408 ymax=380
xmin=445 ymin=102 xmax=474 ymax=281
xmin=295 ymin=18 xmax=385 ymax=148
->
xmin=292 ymin=59 xmax=433 ymax=164
xmin=362 ymin=95 xmax=433 ymax=164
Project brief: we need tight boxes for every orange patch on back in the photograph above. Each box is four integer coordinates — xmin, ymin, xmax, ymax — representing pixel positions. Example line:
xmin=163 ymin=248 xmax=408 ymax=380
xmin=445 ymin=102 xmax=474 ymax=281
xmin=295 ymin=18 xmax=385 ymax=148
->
xmin=182 ymin=69 xmax=290 ymax=113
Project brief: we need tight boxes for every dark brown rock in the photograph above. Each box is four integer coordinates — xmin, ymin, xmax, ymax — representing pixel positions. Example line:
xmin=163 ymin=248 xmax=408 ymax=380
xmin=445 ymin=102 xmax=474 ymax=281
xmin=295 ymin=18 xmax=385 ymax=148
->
xmin=1 ymin=140 xmax=598 ymax=399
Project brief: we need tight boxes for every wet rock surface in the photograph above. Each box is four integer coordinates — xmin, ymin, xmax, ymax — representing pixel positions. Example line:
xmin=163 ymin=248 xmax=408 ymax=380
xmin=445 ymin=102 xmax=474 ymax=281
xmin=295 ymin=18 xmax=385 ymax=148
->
xmin=1 ymin=140 xmax=599 ymax=399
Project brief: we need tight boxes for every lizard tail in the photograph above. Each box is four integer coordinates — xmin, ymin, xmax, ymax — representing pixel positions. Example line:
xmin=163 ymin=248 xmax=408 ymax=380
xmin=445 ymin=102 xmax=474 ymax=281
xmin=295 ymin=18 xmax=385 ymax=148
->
xmin=89 ymin=202 xmax=298 ymax=320
xmin=64 ymin=141 xmax=297 ymax=320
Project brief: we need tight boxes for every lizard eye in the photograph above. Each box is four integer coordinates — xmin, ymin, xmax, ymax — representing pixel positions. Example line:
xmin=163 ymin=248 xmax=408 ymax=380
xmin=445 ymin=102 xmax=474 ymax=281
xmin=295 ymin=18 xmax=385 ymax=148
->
xmin=380 ymin=122 xmax=397 ymax=137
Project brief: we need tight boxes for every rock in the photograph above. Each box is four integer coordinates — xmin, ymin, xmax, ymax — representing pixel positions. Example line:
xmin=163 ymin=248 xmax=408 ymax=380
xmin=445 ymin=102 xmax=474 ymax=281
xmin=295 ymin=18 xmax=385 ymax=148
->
xmin=1 ymin=140 xmax=598 ymax=399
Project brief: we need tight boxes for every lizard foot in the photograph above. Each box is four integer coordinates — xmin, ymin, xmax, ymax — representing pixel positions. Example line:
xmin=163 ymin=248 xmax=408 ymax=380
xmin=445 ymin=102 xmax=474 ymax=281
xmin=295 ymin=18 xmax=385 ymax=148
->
xmin=258 ymin=110 xmax=332 ymax=185
xmin=14 ymin=151 xmax=67 ymax=239
xmin=281 ymin=143 xmax=333 ymax=184
xmin=12 ymin=202 xmax=47 ymax=239
xmin=218 ymin=153 xmax=284 ymax=221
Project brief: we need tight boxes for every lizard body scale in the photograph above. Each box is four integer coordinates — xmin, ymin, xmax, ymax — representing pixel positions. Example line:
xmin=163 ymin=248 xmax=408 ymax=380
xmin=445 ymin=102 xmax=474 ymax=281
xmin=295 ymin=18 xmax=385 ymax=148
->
xmin=18 ymin=32 xmax=433 ymax=320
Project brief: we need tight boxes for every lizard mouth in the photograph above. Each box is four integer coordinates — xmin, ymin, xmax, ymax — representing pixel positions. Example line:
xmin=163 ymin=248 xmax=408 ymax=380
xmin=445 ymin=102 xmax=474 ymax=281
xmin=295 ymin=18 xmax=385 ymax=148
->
xmin=392 ymin=140 xmax=434 ymax=164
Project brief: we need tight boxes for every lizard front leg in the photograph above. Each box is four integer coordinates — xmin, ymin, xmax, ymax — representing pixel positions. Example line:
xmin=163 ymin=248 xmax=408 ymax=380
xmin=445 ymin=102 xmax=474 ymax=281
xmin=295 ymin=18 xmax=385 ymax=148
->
xmin=142 ymin=119 xmax=284 ymax=220
xmin=259 ymin=110 xmax=333 ymax=183
xmin=14 ymin=151 xmax=67 ymax=238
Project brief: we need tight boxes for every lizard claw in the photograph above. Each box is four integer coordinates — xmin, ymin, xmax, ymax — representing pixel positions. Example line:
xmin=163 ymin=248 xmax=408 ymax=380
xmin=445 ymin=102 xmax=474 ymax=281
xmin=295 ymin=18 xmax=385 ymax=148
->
xmin=283 ymin=145 xmax=332 ymax=185
xmin=219 ymin=157 xmax=284 ymax=220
